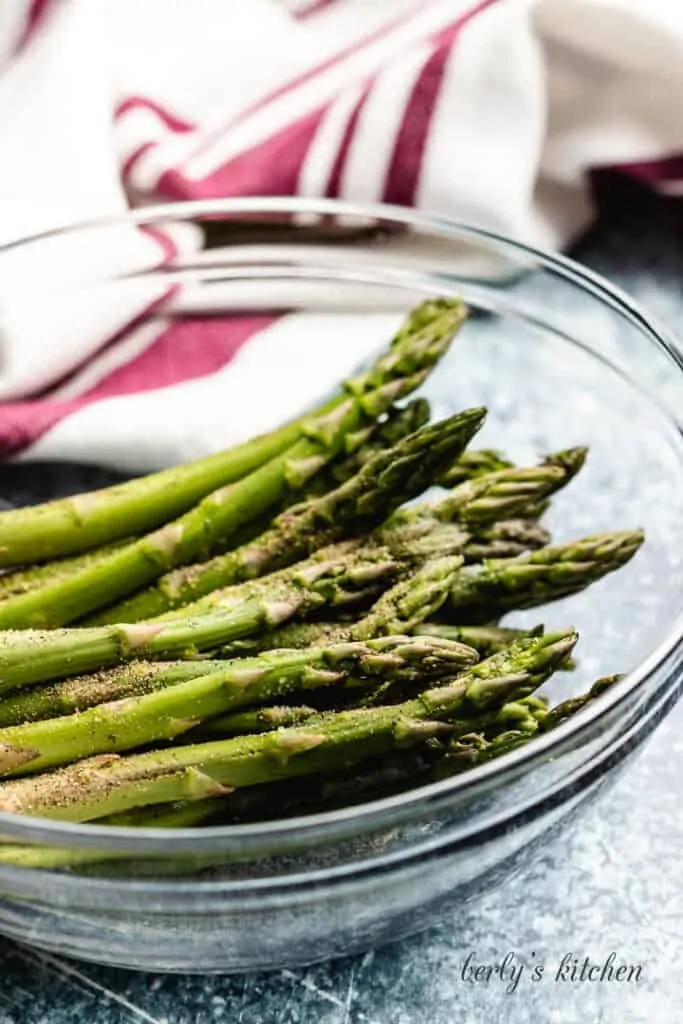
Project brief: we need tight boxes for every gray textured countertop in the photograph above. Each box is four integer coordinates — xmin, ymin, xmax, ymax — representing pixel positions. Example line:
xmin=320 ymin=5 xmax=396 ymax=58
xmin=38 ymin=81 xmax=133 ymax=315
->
xmin=0 ymin=185 xmax=682 ymax=1024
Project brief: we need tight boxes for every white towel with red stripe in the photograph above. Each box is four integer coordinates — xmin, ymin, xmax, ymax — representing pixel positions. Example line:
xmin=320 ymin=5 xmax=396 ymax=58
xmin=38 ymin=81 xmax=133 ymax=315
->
xmin=1 ymin=0 xmax=682 ymax=471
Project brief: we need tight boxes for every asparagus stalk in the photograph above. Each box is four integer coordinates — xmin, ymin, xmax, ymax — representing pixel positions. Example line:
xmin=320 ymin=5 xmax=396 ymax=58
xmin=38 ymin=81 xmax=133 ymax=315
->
xmin=0 ymin=404 xmax=428 ymax=607
xmin=88 ymin=407 xmax=486 ymax=624
xmin=390 ymin=447 xmax=587 ymax=530
xmin=223 ymin=619 xmax=346 ymax=654
xmin=428 ymin=728 xmax=539 ymax=777
xmin=437 ymin=449 xmax=513 ymax=488
xmin=430 ymin=673 xmax=624 ymax=776
xmin=541 ymin=674 xmax=623 ymax=729
xmin=0 ymin=549 xmax=400 ymax=693
xmin=130 ymin=402 xmax=432 ymax=563
xmin=0 ymin=726 xmax=541 ymax=871
xmin=0 ymin=800 xmax=226 ymax=870
xmin=0 ymin=534 xmax=463 ymax=724
xmin=445 ymin=530 xmax=644 ymax=620
xmin=0 ymin=660 xmax=232 ymax=727
xmin=345 ymin=562 xmax=541 ymax=709
xmin=0 ymin=541 xmax=128 ymax=603
xmin=0 ymin=674 xmax=619 ymax=866
xmin=221 ymin=518 xmax=549 ymax=659
xmin=353 ymin=555 xmax=465 ymax=639
xmin=0 ymin=674 xmax=617 ymax=868
xmin=415 ymin=623 xmax=544 ymax=656
xmin=0 ymin=685 xmax=586 ymax=867
xmin=0 ymin=635 xmax=479 ymax=777
xmin=228 ymin=551 xmax=467 ymax=657
xmin=0 ymin=438 xmax=301 ymax=571
xmin=304 ymin=399 xmax=431 ymax=496
xmin=0 ymin=731 xmax=508 ymax=869
xmin=216 ymin=710 xmax=546 ymax=818
xmin=435 ymin=446 xmax=587 ymax=525
xmin=0 ymin=302 xmax=467 ymax=630
xmin=0 ymin=504 xmax=535 ymax=633
xmin=413 ymin=623 xmax=580 ymax=673
xmin=463 ymin=519 xmax=551 ymax=562
xmin=149 ymin=516 xmax=469 ymax=627
xmin=219 ymin=544 xmax=471 ymax=656
xmin=0 ymin=730 xmax=533 ymax=870
xmin=0 ymin=299 xmax=467 ymax=572
xmin=0 ymin=377 xmax=400 ymax=631
xmin=0 ymin=660 xmax=341 ymax=730
xmin=200 ymin=703 xmax=547 ymax=822
xmin=377 ymin=515 xmax=550 ymax=566
xmin=192 ymin=705 xmax=321 ymax=738
xmin=0 ymin=629 xmax=576 ymax=821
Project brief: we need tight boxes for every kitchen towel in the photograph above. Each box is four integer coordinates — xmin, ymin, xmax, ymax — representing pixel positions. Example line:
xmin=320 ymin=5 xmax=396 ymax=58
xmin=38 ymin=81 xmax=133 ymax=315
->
xmin=0 ymin=0 xmax=681 ymax=471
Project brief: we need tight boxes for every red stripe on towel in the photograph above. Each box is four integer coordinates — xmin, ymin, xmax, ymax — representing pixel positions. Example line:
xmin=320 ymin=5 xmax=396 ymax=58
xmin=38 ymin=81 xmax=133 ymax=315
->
xmin=15 ymin=0 xmax=53 ymax=53
xmin=0 ymin=315 xmax=276 ymax=457
xmin=383 ymin=0 xmax=499 ymax=207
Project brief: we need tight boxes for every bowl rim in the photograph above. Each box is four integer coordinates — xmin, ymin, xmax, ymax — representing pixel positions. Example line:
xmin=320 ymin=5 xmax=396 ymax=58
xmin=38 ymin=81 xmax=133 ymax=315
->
xmin=2 ymin=194 xmax=683 ymax=857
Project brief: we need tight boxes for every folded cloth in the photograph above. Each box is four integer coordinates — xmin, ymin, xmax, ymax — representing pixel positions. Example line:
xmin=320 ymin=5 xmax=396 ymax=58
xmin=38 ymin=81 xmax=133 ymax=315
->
xmin=0 ymin=0 xmax=681 ymax=471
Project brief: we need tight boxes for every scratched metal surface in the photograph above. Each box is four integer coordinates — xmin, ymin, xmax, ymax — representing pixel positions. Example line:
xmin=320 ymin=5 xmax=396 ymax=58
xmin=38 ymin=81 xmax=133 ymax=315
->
xmin=0 ymin=182 xmax=682 ymax=1023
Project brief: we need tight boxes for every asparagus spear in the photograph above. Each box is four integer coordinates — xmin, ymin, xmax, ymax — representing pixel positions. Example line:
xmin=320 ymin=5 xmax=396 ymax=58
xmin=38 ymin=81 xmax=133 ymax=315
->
xmin=0 ymin=549 xmax=400 ymax=693
xmin=0 ymin=533 xmax=466 ymax=717
xmin=428 ymin=728 xmax=539 ymax=777
xmin=0 ymin=404 xmax=429 ymax=608
xmin=353 ymin=555 xmax=465 ymax=639
xmin=0 ymin=660 xmax=232 ymax=728
xmin=304 ymin=399 xmax=431 ymax=496
xmin=390 ymin=447 xmax=587 ymax=530
xmin=0 ymin=533 xmax=466 ymax=724
xmin=227 ymin=551 xmax=466 ymax=657
xmin=216 ymin=703 xmax=549 ymax=816
xmin=377 ymin=515 xmax=549 ymax=565
xmin=415 ymin=623 xmax=544 ymax=656
xmin=0 ymin=437 xmax=300 ymax=571
xmin=445 ymin=530 xmax=644 ymax=620
xmin=223 ymin=619 xmax=348 ymax=654
xmin=0 ymin=800 xmax=226 ymax=870
xmin=0 ymin=675 xmax=616 ymax=869
xmin=420 ymin=693 xmax=549 ymax=739
xmin=0 ymin=540 xmax=128 ymax=602
xmin=191 ymin=408 xmax=430 ymax=558
xmin=463 ymin=519 xmax=551 ymax=562
xmin=412 ymin=623 xmax=583 ymax=674
xmin=88 ymin=407 xmax=486 ymax=624
xmin=197 ymin=700 xmax=548 ymax=821
xmin=0 ymin=727 xmax=541 ymax=872
xmin=0 ymin=629 xmax=577 ymax=821
xmin=434 ymin=446 xmax=587 ymax=526
xmin=193 ymin=705 xmax=321 ymax=738
xmin=0 ymin=674 xmax=618 ymax=870
xmin=0 ymin=635 xmax=479 ymax=777
xmin=0 ymin=661 xmax=335 ymax=731
xmin=427 ymin=672 xmax=623 ymax=777
xmin=220 ymin=545 xmax=469 ymax=655
xmin=437 ymin=449 xmax=513 ymax=488
xmin=540 ymin=674 xmax=622 ymax=729
xmin=0 ymin=378 xmax=400 ymax=631
xmin=0 ymin=303 xmax=467 ymax=630
xmin=0 ymin=731 xmax=532 ymax=871
xmin=221 ymin=518 xmax=549 ymax=659
xmin=148 ymin=517 xmax=468 ymax=626
xmin=0 ymin=671 xmax=612 ymax=866
xmin=343 ymin=560 xmax=536 ymax=708
xmin=0 ymin=299 xmax=467 ymax=572
xmin=0 ymin=684 xmax=590 ymax=868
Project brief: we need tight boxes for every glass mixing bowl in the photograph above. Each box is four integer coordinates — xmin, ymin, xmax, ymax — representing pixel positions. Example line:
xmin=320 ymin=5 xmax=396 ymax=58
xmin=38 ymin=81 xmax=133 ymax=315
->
xmin=0 ymin=198 xmax=682 ymax=973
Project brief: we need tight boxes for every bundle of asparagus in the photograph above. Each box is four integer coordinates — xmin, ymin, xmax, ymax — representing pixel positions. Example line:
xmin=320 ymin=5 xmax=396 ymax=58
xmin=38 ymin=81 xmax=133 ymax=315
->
xmin=0 ymin=298 xmax=644 ymax=865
